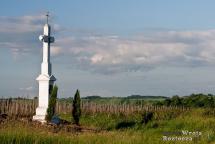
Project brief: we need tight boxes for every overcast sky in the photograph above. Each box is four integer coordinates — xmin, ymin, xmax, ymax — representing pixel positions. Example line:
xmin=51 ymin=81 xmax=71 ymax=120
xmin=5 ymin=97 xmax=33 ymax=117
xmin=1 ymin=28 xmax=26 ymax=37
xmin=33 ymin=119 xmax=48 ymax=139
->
xmin=1 ymin=1 xmax=215 ymax=98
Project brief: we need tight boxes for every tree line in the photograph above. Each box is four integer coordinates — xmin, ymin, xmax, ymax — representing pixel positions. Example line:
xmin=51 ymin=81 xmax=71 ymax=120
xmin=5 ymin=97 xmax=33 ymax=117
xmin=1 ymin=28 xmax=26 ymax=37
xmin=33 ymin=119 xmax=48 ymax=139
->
xmin=155 ymin=93 xmax=215 ymax=108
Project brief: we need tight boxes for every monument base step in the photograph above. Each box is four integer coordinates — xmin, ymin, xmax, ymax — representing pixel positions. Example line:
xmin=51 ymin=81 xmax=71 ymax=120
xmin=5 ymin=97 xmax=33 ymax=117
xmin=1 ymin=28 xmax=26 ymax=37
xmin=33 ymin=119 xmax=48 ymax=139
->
xmin=33 ymin=115 xmax=46 ymax=123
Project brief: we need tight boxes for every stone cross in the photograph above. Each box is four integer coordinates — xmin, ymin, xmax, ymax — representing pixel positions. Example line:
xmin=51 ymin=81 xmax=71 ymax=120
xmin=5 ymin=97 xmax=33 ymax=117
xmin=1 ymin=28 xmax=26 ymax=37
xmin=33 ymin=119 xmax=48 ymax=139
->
xmin=33 ymin=13 xmax=56 ymax=123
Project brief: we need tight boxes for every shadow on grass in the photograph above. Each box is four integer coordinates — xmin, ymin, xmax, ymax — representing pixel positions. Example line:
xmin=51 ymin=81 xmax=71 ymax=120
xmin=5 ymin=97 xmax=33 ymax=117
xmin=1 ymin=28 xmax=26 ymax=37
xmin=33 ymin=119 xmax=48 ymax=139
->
xmin=115 ymin=121 xmax=136 ymax=129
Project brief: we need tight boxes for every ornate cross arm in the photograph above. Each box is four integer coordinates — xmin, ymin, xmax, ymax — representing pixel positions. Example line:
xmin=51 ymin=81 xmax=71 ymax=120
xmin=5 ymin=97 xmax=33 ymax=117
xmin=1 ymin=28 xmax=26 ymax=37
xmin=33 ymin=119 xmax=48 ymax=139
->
xmin=39 ymin=35 xmax=55 ymax=43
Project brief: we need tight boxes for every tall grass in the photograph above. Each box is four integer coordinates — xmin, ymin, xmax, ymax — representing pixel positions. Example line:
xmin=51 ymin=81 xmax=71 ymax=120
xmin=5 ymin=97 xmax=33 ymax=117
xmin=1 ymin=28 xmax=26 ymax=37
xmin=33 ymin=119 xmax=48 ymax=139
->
xmin=1 ymin=99 xmax=215 ymax=143
xmin=0 ymin=99 xmax=189 ymax=117
xmin=1 ymin=114 xmax=215 ymax=144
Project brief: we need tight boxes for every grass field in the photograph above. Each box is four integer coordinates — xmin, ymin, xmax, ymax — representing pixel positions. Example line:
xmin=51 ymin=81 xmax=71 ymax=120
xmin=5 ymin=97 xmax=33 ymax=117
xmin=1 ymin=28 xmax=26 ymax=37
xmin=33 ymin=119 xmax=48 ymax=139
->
xmin=1 ymin=108 xmax=215 ymax=144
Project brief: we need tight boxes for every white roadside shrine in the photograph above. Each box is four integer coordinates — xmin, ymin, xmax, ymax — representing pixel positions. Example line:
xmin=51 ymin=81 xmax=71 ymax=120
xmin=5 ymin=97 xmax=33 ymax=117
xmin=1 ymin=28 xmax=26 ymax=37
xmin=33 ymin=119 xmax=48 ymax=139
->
xmin=33 ymin=14 xmax=56 ymax=123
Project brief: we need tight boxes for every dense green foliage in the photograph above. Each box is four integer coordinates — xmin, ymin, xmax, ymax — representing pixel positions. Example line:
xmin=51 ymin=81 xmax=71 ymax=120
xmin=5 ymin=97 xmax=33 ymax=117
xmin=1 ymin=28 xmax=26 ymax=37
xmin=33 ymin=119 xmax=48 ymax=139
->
xmin=57 ymin=93 xmax=215 ymax=108
xmin=72 ymin=89 xmax=81 ymax=125
xmin=126 ymin=95 xmax=167 ymax=99
xmin=82 ymin=95 xmax=166 ymax=105
xmin=157 ymin=94 xmax=215 ymax=108
xmin=46 ymin=85 xmax=58 ymax=121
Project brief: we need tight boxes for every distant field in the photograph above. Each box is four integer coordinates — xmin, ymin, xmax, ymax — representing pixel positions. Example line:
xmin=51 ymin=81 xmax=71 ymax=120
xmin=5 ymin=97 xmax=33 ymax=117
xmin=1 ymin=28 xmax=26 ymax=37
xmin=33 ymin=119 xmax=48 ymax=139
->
xmin=80 ymin=95 xmax=167 ymax=105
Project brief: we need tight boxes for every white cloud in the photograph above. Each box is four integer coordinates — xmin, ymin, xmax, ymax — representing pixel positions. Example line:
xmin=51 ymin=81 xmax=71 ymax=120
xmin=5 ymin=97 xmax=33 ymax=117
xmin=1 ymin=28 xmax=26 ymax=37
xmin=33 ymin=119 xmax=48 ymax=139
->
xmin=0 ymin=15 xmax=61 ymax=59
xmin=2 ymin=14 xmax=215 ymax=74
xmin=19 ymin=86 xmax=33 ymax=91
xmin=0 ymin=15 xmax=43 ymax=33
xmin=91 ymin=54 xmax=104 ymax=64
xmin=52 ymin=30 xmax=215 ymax=74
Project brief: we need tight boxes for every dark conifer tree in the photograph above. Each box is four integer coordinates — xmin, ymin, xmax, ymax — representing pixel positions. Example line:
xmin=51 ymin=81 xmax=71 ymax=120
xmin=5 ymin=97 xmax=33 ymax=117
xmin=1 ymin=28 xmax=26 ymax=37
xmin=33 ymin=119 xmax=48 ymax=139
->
xmin=72 ymin=89 xmax=81 ymax=125
xmin=46 ymin=85 xmax=58 ymax=121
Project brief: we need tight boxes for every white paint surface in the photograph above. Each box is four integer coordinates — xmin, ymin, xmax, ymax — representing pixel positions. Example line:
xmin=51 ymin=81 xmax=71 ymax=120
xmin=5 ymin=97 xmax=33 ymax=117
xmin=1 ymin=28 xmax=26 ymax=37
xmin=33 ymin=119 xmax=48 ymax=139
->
xmin=33 ymin=21 xmax=56 ymax=123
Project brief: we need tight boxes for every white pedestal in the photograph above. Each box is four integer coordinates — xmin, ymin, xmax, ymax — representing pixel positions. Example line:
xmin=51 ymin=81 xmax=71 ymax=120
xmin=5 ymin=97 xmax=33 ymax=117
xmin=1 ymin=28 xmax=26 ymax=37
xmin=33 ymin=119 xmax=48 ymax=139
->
xmin=33 ymin=107 xmax=48 ymax=123
xmin=33 ymin=74 xmax=56 ymax=123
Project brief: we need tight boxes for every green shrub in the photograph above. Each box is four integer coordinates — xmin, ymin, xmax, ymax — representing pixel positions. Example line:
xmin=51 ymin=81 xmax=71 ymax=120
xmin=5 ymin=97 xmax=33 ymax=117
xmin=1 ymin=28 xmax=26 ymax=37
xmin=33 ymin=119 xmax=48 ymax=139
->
xmin=161 ymin=94 xmax=215 ymax=108
xmin=72 ymin=89 xmax=81 ymax=125
xmin=141 ymin=111 xmax=153 ymax=124
xmin=46 ymin=85 xmax=58 ymax=121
